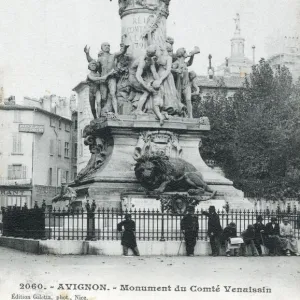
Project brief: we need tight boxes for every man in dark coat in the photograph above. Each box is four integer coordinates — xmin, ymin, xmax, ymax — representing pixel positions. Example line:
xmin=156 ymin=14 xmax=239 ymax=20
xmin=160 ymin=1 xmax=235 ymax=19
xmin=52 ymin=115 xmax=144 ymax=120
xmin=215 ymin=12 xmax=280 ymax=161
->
xmin=117 ymin=214 xmax=140 ymax=256
xmin=253 ymin=215 xmax=266 ymax=256
xmin=241 ymin=225 xmax=258 ymax=256
xmin=202 ymin=206 xmax=223 ymax=256
xmin=264 ymin=217 xmax=280 ymax=256
xmin=221 ymin=222 xmax=238 ymax=256
xmin=180 ymin=206 xmax=199 ymax=256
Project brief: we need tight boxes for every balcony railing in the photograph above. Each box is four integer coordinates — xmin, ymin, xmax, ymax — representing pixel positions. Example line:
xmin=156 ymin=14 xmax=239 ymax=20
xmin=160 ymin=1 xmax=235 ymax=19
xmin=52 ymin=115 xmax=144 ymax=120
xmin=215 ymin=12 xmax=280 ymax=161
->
xmin=0 ymin=177 xmax=32 ymax=185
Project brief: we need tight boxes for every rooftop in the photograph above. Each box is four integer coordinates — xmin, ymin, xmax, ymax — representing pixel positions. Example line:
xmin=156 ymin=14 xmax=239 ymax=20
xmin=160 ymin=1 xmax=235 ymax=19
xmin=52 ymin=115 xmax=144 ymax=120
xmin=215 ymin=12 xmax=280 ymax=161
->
xmin=0 ymin=104 xmax=72 ymax=122
xmin=196 ymin=75 xmax=246 ymax=89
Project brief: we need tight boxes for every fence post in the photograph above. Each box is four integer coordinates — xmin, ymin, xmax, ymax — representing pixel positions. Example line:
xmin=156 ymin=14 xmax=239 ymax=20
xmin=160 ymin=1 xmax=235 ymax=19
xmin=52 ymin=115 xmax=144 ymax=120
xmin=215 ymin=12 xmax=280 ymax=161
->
xmin=160 ymin=206 xmax=165 ymax=242
xmin=86 ymin=200 xmax=96 ymax=241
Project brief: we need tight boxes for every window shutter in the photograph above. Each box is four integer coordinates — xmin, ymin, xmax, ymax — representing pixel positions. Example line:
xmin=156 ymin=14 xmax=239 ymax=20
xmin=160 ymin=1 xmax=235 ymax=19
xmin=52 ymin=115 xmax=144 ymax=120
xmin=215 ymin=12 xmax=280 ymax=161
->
xmin=22 ymin=165 xmax=27 ymax=179
xmin=57 ymin=140 xmax=62 ymax=156
xmin=50 ymin=139 xmax=54 ymax=155
xmin=12 ymin=134 xmax=17 ymax=153
xmin=18 ymin=134 xmax=22 ymax=153
xmin=7 ymin=165 xmax=12 ymax=179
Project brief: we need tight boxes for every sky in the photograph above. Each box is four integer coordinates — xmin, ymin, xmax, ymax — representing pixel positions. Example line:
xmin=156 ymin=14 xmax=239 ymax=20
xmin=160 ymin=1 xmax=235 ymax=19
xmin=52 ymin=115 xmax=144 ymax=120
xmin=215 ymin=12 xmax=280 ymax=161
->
xmin=0 ymin=0 xmax=299 ymax=102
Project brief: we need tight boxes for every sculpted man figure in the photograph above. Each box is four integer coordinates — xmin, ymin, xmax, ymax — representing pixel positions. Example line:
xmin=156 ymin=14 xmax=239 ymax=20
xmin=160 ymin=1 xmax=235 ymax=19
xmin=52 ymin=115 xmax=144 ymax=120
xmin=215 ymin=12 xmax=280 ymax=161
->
xmin=84 ymin=42 xmax=129 ymax=116
xmin=128 ymin=45 xmax=163 ymax=121
xmin=172 ymin=47 xmax=200 ymax=118
xmin=148 ymin=46 xmax=186 ymax=120
xmin=189 ymin=71 xmax=200 ymax=99
xmin=86 ymin=60 xmax=114 ymax=119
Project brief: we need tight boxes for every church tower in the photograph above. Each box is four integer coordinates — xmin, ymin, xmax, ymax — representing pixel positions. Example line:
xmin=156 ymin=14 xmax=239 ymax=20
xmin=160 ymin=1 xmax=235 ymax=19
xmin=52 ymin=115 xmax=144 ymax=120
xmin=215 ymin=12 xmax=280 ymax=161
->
xmin=230 ymin=14 xmax=245 ymax=58
xmin=215 ymin=13 xmax=253 ymax=77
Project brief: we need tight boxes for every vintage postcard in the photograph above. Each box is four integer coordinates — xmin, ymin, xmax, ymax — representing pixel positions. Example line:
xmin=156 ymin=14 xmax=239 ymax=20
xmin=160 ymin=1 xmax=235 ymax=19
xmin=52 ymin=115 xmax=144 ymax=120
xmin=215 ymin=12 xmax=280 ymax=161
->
xmin=0 ymin=0 xmax=299 ymax=299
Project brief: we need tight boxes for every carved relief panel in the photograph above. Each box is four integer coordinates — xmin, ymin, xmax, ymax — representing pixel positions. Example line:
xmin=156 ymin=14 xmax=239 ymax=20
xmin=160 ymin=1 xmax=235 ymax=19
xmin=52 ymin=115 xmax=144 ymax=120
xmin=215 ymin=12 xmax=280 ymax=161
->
xmin=133 ymin=130 xmax=182 ymax=160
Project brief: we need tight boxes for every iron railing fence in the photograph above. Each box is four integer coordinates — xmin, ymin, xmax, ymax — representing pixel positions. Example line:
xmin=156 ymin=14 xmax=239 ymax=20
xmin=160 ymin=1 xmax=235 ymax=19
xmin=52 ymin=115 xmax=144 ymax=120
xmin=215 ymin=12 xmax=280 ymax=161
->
xmin=1 ymin=202 xmax=300 ymax=241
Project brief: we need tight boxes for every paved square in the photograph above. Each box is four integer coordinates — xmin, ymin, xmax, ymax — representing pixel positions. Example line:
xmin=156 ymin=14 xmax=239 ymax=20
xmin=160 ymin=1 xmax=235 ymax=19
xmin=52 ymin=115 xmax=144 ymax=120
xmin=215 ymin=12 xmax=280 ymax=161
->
xmin=0 ymin=247 xmax=299 ymax=300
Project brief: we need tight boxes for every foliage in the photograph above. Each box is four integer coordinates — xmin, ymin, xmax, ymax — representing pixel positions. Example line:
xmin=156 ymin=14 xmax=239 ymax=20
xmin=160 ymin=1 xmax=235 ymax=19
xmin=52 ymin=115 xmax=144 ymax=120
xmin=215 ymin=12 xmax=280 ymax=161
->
xmin=193 ymin=78 xmax=238 ymax=177
xmin=194 ymin=59 xmax=300 ymax=200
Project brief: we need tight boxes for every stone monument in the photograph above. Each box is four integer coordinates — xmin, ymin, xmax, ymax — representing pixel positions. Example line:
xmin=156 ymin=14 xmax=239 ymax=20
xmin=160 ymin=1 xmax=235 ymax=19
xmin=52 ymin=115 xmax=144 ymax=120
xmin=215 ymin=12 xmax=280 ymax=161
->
xmin=72 ymin=0 xmax=252 ymax=211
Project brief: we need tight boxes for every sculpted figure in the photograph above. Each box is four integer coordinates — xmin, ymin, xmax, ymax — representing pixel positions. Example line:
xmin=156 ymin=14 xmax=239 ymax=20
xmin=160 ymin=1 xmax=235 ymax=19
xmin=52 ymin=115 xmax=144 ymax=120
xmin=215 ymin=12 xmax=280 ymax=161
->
xmin=75 ymin=125 xmax=107 ymax=182
xmin=165 ymin=36 xmax=176 ymax=62
xmin=188 ymin=71 xmax=200 ymax=100
xmin=234 ymin=13 xmax=241 ymax=33
xmin=52 ymin=184 xmax=77 ymax=204
xmin=86 ymin=60 xmax=114 ymax=119
xmin=172 ymin=47 xmax=200 ymax=118
xmin=128 ymin=45 xmax=161 ymax=118
xmin=134 ymin=154 xmax=216 ymax=197
xmin=118 ymin=0 xmax=130 ymax=15
xmin=145 ymin=47 xmax=187 ymax=120
xmin=115 ymin=42 xmax=133 ymax=106
xmin=84 ymin=43 xmax=129 ymax=116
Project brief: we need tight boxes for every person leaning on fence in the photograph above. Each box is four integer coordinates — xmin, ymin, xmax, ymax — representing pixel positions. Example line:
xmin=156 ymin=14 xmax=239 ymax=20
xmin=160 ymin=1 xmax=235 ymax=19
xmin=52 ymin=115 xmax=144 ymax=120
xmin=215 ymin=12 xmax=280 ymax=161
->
xmin=117 ymin=214 xmax=140 ymax=256
xmin=180 ymin=206 xmax=199 ymax=257
xmin=264 ymin=217 xmax=281 ymax=256
xmin=221 ymin=222 xmax=239 ymax=257
xmin=253 ymin=215 xmax=266 ymax=256
xmin=241 ymin=225 xmax=258 ymax=256
xmin=279 ymin=216 xmax=299 ymax=256
xmin=202 ymin=206 xmax=223 ymax=256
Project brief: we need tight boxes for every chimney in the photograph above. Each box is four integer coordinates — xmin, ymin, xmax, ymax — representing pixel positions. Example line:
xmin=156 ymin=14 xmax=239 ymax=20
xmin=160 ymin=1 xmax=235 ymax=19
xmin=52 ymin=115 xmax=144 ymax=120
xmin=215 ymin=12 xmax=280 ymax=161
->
xmin=208 ymin=54 xmax=214 ymax=79
xmin=224 ymin=57 xmax=231 ymax=76
xmin=252 ymin=45 xmax=256 ymax=65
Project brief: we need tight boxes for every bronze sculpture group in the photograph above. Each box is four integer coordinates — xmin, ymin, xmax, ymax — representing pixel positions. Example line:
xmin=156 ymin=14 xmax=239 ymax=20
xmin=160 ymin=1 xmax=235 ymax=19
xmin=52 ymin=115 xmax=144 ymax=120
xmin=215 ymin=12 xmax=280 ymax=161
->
xmin=84 ymin=37 xmax=200 ymax=124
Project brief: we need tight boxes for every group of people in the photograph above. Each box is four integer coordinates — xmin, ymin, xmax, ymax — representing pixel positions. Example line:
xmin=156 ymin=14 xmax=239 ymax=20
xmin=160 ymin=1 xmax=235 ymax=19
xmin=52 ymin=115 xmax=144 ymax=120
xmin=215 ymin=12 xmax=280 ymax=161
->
xmin=181 ymin=205 xmax=299 ymax=257
xmin=116 ymin=207 xmax=299 ymax=257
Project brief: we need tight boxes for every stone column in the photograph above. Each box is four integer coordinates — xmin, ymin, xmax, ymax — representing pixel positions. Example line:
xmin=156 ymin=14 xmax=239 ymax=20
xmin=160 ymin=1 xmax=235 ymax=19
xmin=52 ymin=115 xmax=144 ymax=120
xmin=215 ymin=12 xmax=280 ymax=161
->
xmin=118 ymin=0 xmax=170 ymax=61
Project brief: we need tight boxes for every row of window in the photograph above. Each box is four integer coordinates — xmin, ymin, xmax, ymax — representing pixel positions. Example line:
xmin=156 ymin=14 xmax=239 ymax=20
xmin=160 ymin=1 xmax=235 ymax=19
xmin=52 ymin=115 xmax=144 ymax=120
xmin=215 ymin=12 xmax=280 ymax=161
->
xmin=10 ymin=134 xmax=74 ymax=159
xmin=7 ymin=164 xmax=27 ymax=180
xmin=6 ymin=164 xmax=76 ymax=187
xmin=49 ymin=140 xmax=77 ymax=158
xmin=48 ymin=168 xmax=76 ymax=186
xmin=13 ymin=111 xmax=74 ymax=133
xmin=50 ymin=117 xmax=71 ymax=132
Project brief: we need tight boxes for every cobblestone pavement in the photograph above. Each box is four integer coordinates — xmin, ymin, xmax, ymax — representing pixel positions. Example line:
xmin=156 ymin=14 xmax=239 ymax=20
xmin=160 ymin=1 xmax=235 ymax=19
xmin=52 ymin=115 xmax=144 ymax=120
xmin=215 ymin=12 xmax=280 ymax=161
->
xmin=0 ymin=246 xmax=299 ymax=300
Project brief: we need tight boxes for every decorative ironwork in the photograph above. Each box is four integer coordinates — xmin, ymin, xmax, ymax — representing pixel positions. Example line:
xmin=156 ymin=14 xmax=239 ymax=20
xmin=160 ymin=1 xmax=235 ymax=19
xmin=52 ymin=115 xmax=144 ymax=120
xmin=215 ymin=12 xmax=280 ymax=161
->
xmin=159 ymin=193 xmax=209 ymax=214
xmin=1 ymin=204 xmax=299 ymax=242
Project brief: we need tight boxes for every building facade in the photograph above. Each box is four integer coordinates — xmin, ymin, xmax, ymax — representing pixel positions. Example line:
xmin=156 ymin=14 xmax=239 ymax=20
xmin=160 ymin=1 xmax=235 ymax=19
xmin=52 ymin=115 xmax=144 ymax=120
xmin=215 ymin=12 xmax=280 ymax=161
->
xmin=73 ymin=82 xmax=93 ymax=174
xmin=268 ymin=36 xmax=300 ymax=81
xmin=0 ymin=100 xmax=77 ymax=208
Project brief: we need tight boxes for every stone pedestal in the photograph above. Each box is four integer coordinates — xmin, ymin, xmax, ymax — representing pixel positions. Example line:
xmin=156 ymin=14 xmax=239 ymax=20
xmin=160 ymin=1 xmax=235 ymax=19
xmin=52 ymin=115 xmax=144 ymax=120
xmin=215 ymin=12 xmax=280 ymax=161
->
xmin=72 ymin=115 xmax=253 ymax=210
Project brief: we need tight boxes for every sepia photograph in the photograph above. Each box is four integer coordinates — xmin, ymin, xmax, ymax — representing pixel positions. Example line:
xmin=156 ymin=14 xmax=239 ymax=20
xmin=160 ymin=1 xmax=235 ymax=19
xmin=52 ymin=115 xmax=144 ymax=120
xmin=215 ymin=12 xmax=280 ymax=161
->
xmin=0 ymin=0 xmax=299 ymax=299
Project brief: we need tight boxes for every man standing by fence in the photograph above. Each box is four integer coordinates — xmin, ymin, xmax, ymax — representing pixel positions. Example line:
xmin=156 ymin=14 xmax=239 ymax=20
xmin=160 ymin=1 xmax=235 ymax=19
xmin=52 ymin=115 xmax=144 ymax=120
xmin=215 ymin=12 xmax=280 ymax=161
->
xmin=117 ymin=214 xmax=140 ymax=256
xmin=202 ymin=206 xmax=223 ymax=256
xmin=253 ymin=215 xmax=266 ymax=256
xmin=265 ymin=217 xmax=280 ymax=256
xmin=180 ymin=206 xmax=199 ymax=256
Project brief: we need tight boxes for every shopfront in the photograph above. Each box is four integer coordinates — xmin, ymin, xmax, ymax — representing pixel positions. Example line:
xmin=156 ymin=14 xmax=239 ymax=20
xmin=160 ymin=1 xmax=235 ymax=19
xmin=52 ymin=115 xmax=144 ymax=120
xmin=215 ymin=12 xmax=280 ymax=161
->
xmin=0 ymin=187 xmax=32 ymax=209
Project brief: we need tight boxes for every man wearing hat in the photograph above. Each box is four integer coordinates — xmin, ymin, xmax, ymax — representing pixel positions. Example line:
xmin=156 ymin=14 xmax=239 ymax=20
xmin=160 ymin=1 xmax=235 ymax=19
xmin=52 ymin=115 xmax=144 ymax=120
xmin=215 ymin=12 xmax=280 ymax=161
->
xmin=221 ymin=222 xmax=239 ymax=256
xmin=279 ymin=216 xmax=299 ymax=256
xmin=180 ymin=206 xmax=199 ymax=256
xmin=202 ymin=206 xmax=223 ymax=256
xmin=117 ymin=214 xmax=140 ymax=256
xmin=265 ymin=217 xmax=280 ymax=256
xmin=241 ymin=225 xmax=258 ymax=256
xmin=253 ymin=215 xmax=266 ymax=256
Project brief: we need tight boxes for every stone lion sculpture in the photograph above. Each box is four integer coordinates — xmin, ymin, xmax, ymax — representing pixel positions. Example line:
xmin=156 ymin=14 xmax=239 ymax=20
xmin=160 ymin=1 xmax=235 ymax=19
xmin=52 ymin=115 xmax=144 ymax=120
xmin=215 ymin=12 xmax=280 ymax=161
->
xmin=134 ymin=154 xmax=216 ymax=197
